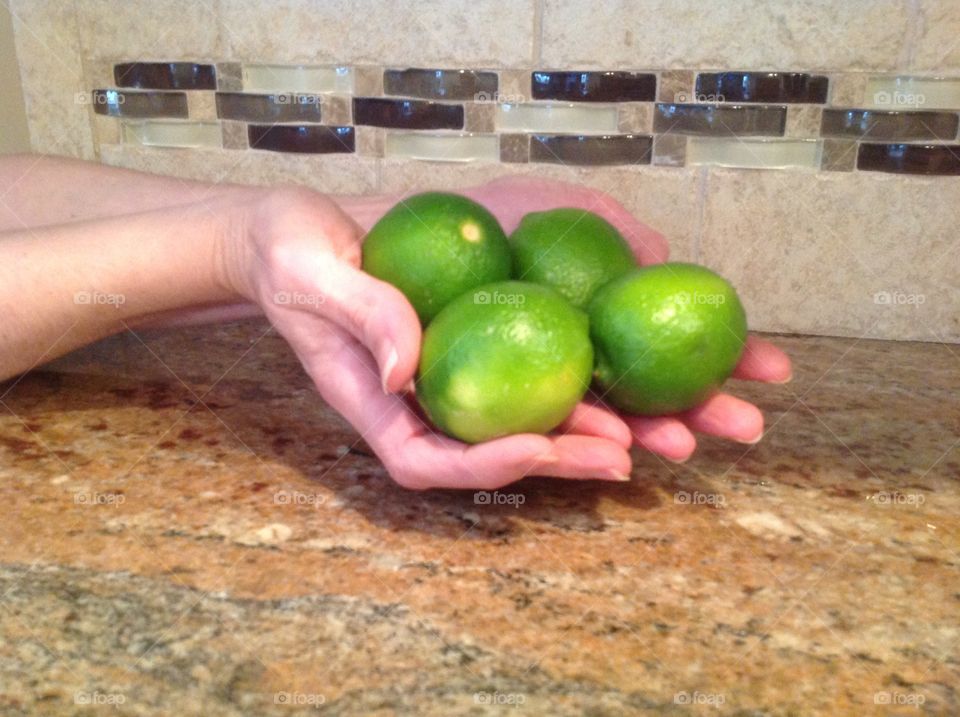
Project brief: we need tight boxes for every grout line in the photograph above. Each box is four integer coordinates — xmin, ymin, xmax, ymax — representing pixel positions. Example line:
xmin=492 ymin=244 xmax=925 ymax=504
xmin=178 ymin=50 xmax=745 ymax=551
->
xmin=533 ymin=0 xmax=544 ymax=67
xmin=693 ymin=165 xmax=708 ymax=263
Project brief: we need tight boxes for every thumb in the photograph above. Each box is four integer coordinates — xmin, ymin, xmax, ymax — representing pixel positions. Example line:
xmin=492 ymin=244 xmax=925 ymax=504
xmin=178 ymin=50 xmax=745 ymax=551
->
xmin=312 ymin=254 xmax=421 ymax=393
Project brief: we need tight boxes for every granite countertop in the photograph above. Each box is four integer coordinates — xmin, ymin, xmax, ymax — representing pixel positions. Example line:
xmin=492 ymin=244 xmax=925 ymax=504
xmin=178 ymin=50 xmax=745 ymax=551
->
xmin=0 ymin=322 xmax=957 ymax=716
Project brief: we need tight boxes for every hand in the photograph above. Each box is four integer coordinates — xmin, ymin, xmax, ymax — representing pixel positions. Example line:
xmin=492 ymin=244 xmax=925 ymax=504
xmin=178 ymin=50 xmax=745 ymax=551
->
xmin=231 ymin=187 xmax=633 ymax=490
xmin=458 ymin=176 xmax=793 ymax=464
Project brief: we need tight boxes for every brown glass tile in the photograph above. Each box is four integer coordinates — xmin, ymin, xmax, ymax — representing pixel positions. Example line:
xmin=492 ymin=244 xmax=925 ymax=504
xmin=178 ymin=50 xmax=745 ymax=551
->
xmin=352 ymin=97 xmax=463 ymax=130
xmin=696 ymin=72 xmax=828 ymax=104
xmin=114 ymin=62 xmax=216 ymax=90
xmin=383 ymin=68 xmax=497 ymax=101
xmin=857 ymin=143 xmax=960 ymax=175
xmin=248 ymin=125 xmax=355 ymax=154
xmin=821 ymin=109 xmax=959 ymax=142
xmin=215 ymin=92 xmax=323 ymax=123
xmin=531 ymin=71 xmax=655 ymax=102
xmin=91 ymin=89 xmax=188 ymax=118
xmin=530 ymin=134 xmax=652 ymax=166
xmin=654 ymin=103 xmax=786 ymax=136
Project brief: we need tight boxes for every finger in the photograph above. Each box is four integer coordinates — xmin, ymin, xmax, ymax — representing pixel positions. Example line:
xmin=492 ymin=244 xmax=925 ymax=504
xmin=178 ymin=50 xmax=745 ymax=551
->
xmin=558 ymin=402 xmax=633 ymax=449
xmin=732 ymin=335 xmax=793 ymax=383
xmin=679 ymin=393 xmax=764 ymax=444
xmin=306 ymin=325 xmax=631 ymax=491
xmin=310 ymin=255 xmax=421 ymax=393
xmin=453 ymin=434 xmax=632 ymax=490
xmin=625 ymin=415 xmax=697 ymax=463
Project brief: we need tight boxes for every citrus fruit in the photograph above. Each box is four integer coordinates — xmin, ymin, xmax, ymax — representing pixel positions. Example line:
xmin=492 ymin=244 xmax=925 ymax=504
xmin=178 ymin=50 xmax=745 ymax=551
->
xmin=416 ymin=281 xmax=593 ymax=443
xmin=589 ymin=263 xmax=747 ymax=416
xmin=362 ymin=192 xmax=512 ymax=324
xmin=510 ymin=208 xmax=636 ymax=309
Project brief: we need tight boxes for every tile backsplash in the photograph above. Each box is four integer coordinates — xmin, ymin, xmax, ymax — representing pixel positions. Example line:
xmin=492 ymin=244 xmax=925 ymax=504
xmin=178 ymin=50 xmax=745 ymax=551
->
xmin=9 ymin=0 xmax=960 ymax=342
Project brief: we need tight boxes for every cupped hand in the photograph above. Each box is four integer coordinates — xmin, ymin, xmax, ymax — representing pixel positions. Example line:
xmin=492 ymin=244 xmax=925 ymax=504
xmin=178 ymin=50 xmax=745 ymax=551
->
xmin=459 ymin=176 xmax=793 ymax=464
xmin=232 ymin=187 xmax=633 ymax=489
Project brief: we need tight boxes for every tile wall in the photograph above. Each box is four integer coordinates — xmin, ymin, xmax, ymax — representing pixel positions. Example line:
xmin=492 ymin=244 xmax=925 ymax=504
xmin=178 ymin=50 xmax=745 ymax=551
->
xmin=8 ymin=0 xmax=960 ymax=342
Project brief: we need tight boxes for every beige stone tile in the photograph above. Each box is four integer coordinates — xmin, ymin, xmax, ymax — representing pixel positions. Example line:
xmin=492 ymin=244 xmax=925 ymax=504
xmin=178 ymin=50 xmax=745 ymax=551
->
xmin=541 ymin=0 xmax=910 ymax=71
xmin=10 ymin=0 xmax=95 ymax=159
xmin=221 ymin=0 xmax=535 ymax=66
xmin=216 ymin=62 xmax=243 ymax=92
xmin=99 ymin=145 xmax=379 ymax=195
xmin=912 ymin=0 xmax=960 ymax=72
xmin=92 ymin=115 xmax=120 ymax=147
xmin=187 ymin=92 xmax=217 ymax=121
xmin=498 ymin=70 xmax=531 ymax=103
xmin=829 ymin=73 xmax=868 ymax=106
xmin=355 ymin=127 xmax=384 ymax=158
xmin=499 ymin=134 xmax=529 ymax=163
xmin=659 ymin=70 xmax=694 ymax=103
xmin=700 ymin=169 xmax=960 ymax=341
xmin=84 ymin=59 xmax=115 ymax=88
xmin=820 ymin=139 xmax=857 ymax=172
xmin=73 ymin=0 xmax=221 ymax=60
xmin=464 ymin=103 xmax=496 ymax=133
xmin=220 ymin=120 xmax=248 ymax=150
xmin=353 ymin=66 xmax=383 ymax=96
xmin=617 ymin=103 xmax=652 ymax=133
xmin=784 ymin=105 xmax=823 ymax=138
xmin=322 ymin=95 xmax=352 ymax=126
xmin=380 ymin=161 xmax=701 ymax=260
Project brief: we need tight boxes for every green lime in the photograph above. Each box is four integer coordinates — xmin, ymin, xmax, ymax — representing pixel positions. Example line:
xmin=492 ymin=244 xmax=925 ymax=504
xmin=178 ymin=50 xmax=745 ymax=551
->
xmin=362 ymin=192 xmax=512 ymax=324
xmin=510 ymin=208 xmax=636 ymax=309
xmin=589 ymin=263 xmax=748 ymax=416
xmin=416 ymin=281 xmax=593 ymax=443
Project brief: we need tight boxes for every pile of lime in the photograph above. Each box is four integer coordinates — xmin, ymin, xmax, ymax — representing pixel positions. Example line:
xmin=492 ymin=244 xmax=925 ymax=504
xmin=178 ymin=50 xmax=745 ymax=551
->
xmin=362 ymin=192 xmax=747 ymax=444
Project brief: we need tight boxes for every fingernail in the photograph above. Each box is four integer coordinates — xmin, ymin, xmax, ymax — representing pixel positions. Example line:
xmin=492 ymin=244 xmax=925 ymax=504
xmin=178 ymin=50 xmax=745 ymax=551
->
xmin=606 ymin=469 xmax=631 ymax=482
xmin=665 ymin=453 xmax=691 ymax=464
xmin=741 ymin=431 xmax=764 ymax=445
xmin=774 ymin=370 xmax=793 ymax=384
xmin=381 ymin=346 xmax=399 ymax=394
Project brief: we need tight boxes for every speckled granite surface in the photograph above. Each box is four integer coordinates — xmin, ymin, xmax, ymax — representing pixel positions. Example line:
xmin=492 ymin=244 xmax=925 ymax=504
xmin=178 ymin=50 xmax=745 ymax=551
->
xmin=0 ymin=322 xmax=957 ymax=716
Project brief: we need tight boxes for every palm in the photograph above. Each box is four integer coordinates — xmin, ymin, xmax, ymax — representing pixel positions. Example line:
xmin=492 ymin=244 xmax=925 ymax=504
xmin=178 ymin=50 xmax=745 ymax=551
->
xmin=461 ymin=177 xmax=792 ymax=462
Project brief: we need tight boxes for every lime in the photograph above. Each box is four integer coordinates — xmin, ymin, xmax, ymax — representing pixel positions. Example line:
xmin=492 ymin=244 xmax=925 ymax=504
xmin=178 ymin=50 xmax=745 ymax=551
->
xmin=589 ymin=263 xmax=747 ymax=416
xmin=416 ymin=281 xmax=593 ymax=443
xmin=510 ymin=208 xmax=636 ymax=309
xmin=362 ymin=192 xmax=512 ymax=324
